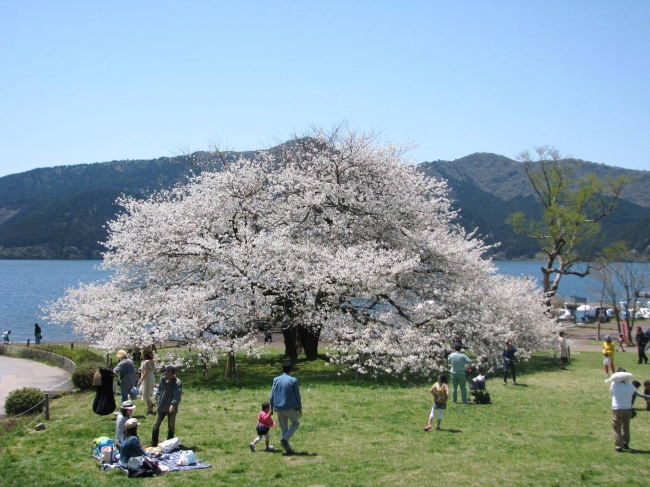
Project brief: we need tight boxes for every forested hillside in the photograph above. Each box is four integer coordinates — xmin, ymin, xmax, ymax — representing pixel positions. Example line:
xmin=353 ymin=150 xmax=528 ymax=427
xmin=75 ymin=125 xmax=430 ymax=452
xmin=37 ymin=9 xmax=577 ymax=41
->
xmin=0 ymin=151 xmax=648 ymax=259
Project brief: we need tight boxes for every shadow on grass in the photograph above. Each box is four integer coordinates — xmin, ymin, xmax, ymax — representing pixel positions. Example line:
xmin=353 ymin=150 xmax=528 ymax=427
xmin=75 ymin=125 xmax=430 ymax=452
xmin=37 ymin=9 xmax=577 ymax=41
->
xmin=285 ymin=451 xmax=318 ymax=456
xmin=628 ymin=449 xmax=650 ymax=454
xmin=440 ymin=429 xmax=463 ymax=433
xmin=182 ymin=353 xmax=430 ymax=391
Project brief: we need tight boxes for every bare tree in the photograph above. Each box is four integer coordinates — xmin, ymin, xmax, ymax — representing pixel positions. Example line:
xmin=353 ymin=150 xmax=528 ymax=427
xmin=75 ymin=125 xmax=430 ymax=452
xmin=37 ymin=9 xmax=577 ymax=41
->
xmin=592 ymin=242 xmax=650 ymax=340
xmin=507 ymin=146 xmax=628 ymax=311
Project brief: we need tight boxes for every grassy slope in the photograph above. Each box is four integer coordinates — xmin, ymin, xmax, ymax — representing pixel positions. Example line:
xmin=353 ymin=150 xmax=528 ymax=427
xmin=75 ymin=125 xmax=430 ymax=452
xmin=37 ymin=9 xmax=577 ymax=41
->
xmin=1 ymin=350 xmax=650 ymax=487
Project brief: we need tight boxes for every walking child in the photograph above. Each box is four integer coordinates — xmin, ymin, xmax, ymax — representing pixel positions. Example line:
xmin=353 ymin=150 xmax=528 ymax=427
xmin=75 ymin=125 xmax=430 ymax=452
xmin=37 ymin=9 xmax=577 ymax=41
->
xmin=603 ymin=335 xmax=616 ymax=376
xmin=250 ymin=402 xmax=276 ymax=452
xmin=424 ymin=374 xmax=449 ymax=431
xmin=616 ymin=333 xmax=626 ymax=353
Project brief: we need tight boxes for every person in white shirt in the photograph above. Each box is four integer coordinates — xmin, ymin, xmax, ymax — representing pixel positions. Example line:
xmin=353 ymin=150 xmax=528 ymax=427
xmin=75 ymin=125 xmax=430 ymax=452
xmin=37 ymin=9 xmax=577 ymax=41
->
xmin=607 ymin=370 xmax=649 ymax=452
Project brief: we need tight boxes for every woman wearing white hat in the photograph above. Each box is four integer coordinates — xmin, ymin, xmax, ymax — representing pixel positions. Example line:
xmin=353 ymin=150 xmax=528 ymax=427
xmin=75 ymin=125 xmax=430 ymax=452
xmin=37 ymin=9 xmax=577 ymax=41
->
xmin=115 ymin=400 xmax=136 ymax=449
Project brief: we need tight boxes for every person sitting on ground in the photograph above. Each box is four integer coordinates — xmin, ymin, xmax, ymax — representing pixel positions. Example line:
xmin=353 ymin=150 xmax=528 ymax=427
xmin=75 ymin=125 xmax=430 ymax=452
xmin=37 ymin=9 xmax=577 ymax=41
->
xmin=2 ymin=330 xmax=10 ymax=344
xmin=119 ymin=418 xmax=151 ymax=466
xmin=425 ymin=374 xmax=449 ymax=431
xmin=115 ymin=400 xmax=136 ymax=449
xmin=603 ymin=336 xmax=616 ymax=376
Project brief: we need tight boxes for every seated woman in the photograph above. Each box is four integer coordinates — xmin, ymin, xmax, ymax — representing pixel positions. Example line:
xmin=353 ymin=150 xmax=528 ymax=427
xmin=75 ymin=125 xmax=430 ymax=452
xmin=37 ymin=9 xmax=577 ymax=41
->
xmin=115 ymin=400 xmax=136 ymax=449
xmin=119 ymin=418 xmax=148 ymax=467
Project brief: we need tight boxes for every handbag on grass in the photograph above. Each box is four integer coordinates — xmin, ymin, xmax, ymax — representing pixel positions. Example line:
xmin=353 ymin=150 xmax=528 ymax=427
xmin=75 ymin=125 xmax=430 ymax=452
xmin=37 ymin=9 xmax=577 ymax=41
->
xmin=158 ymin=437 xmax=180 ymax=453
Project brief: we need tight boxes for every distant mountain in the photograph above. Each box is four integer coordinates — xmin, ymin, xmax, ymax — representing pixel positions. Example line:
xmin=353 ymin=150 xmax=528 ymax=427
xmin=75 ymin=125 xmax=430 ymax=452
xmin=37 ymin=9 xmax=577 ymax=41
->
xmin=0 ymin=150 xmax=648 ymax=259
xmin=421 ymin=153 xmax=650 ymax=258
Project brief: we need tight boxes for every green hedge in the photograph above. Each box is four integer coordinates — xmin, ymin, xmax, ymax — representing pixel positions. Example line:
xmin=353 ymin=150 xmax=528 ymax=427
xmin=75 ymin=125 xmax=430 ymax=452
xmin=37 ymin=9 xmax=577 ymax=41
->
xmin=4 ymin=387 xmax=45 ymax=416
xmin=35 ymin=345 xmax=105 ymax=365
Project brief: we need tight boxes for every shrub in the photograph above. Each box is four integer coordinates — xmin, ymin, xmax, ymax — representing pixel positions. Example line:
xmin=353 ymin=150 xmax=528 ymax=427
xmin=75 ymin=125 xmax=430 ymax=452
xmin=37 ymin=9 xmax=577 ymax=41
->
xmin=72 ymin=363 xmax=99 ymax=391
xmin=4 ymin=387 xmax=45 ymax=416
xmin=37 ymin=345 xmax=105 ymax=365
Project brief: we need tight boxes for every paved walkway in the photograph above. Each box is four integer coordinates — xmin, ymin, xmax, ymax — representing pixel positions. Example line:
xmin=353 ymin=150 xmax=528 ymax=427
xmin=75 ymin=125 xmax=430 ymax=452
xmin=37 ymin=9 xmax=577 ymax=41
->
xmin=0 ymin=356 xmax=70 ymax=416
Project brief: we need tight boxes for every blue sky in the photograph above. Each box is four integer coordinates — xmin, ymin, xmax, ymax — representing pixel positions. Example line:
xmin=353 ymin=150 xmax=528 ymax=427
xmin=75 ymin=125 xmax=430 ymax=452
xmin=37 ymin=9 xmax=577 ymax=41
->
xmin=1 ymin=0 xmax=648 ymax=178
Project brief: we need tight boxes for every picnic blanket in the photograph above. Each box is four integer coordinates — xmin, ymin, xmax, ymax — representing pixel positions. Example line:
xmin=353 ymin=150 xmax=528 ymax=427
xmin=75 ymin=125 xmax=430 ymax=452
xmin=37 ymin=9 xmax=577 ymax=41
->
xmin=96 ymin=448 xmax=211 ymax=475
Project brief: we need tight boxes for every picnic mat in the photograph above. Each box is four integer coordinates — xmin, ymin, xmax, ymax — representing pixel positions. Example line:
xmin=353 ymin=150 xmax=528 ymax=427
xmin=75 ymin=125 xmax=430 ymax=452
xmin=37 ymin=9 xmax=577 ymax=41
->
xmin=97 ymin=449 xmax=211 ymax=474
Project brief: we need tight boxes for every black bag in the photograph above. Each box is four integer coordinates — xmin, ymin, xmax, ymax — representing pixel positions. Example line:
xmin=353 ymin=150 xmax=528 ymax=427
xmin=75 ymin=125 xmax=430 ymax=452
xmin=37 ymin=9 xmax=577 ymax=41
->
xmin=92 ymin=367 xmax=116 ymax=415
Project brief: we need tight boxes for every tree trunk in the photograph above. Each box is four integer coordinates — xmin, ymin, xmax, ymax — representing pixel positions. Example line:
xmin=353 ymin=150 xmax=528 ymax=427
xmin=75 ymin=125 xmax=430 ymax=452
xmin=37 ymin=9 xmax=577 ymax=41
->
xmin=282 ymin=328 xmax=299 ymax=363
xmin=224 ymin=351 xmax=236 ymax=378
xmin=297 ymin=325 xmax=321 ymax=360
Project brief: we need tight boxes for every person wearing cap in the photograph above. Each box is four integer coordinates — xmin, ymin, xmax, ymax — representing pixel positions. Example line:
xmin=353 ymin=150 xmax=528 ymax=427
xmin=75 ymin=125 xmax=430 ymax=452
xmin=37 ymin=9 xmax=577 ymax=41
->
xmin=115 ymin=400 xmax=136 ymax=449
xmin=120 ymin=418 xmax=148 ymax=465
xmin=114 ymin=350 xmax=137 ymax=403
xmin=151 ymin=366 xmax=182 ymax=446
xmin=603 ymin=335 xmax=616 ymax=376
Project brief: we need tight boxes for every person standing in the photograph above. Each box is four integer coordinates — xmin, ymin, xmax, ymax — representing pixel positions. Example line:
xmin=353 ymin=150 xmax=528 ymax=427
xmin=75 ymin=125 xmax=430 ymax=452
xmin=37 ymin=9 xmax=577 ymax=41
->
xmin=558 ymin=331 xmax=568 ymax=370
xmin=448 ymin=344 xmax=471 ymax=403
xmin=137 ymin=349 xmax=156 ymax=414
xmin=151 ymin=365 xmax=182 ymax=446
xmin=603 ymin=335 xmax=616 ymax=376
xmin=607 ymin=371 xmax=636 ymax=452
xmin=269 ymin=361 xmax=302 ymax=454
xmin=502 ymin=340 xmax=517 ymax=385
xmin=2 ymin=330 xmax=10 ymax=344
xmin=424 ymin=374 xmax=449 ymax=431
xmin=635 ymin=326 xmax=648 ymax=364
xmin=34 ymin=323 xmax=42 ymax=345
xmin=114 ymin=350 xmax=137 ymax=403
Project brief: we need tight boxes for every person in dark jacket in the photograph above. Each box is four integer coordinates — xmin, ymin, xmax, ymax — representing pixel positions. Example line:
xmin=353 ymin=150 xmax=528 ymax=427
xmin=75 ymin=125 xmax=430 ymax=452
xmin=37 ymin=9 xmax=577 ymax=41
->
xmin=151 ymin=366 xmax=182 ymax=446
xmin=34 ymin=323 xmax=42 ymax=345
xmin=635 ymin=326 xmax=648 ymax=364
xmin=502 ymin=340 xmax=517 ymax=385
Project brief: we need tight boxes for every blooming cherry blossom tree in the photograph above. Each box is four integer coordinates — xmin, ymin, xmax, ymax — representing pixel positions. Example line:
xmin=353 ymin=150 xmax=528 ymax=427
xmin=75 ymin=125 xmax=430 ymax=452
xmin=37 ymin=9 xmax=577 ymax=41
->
xmin=46 ymin=126 xmax=558 ymax=376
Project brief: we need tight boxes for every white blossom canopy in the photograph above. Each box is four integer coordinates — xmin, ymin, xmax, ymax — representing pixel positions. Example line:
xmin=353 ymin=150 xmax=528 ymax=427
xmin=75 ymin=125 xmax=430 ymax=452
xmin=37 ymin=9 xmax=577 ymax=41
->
xmin=46 ymin=128 xmax=558 ymax=375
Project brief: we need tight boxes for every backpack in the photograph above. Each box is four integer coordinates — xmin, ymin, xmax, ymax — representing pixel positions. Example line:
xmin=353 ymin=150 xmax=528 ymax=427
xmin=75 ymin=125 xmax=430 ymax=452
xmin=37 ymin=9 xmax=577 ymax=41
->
xmin=93 ymin=367 xmax=116 ymax=415
xmin=92 ymin=436 xmax=115 ymax=458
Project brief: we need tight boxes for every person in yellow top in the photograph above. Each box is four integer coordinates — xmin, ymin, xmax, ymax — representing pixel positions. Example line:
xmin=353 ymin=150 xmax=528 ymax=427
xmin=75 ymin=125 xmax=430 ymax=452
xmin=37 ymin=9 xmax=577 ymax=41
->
xmin=424 ymin=374 xmax=449 ymax=431
xmin=603 ymin=335 xmax=616 ymax=376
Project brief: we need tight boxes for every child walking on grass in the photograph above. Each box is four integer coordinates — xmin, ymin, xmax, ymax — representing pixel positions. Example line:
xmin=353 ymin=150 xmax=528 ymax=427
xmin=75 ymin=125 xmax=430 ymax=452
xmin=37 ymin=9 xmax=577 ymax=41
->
xmin=425 ymin=374 xmax=449 ymax=431
xmin=250 ymin=402 xmax=276 ymax=452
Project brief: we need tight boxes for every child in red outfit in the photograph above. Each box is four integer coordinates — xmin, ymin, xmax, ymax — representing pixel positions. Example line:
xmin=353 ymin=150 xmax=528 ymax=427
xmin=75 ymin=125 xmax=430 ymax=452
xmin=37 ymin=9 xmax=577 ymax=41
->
xmin=250 ymin=402 xmax=277 ymax=452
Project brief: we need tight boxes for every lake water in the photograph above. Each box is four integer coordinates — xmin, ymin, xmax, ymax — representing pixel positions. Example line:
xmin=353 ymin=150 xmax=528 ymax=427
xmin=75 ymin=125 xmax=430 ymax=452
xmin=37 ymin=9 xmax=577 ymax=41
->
xmin=0 ymin=259 xmax=626 ymax=343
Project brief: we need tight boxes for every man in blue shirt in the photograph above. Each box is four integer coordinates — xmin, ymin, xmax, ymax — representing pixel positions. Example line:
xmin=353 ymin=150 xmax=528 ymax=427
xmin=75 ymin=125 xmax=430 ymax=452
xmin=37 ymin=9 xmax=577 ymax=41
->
xmin=270 ymin=361 xmax=302 ymax=453
xmin=448 ymin=344 xmax=472 ymax=404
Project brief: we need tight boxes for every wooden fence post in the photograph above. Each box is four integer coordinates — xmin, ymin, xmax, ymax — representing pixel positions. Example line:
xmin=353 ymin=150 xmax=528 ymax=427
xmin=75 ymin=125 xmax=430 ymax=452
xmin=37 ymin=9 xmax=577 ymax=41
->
xmin=44 ymin=393 xmax=50 ymax=421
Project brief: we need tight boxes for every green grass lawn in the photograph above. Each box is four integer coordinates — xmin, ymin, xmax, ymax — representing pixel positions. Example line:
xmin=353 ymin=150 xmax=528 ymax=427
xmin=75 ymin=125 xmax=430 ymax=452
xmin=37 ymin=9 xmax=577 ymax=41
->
xmin=1 ymin=348 xmax=650 ymax=487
